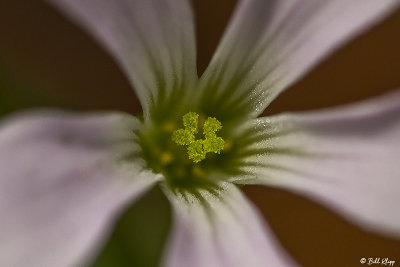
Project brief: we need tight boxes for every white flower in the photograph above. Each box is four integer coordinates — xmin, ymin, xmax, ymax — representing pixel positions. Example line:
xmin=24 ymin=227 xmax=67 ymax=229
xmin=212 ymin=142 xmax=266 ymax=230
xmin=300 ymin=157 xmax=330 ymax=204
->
xmin=1 ymin=0 xmax=400 ymax=266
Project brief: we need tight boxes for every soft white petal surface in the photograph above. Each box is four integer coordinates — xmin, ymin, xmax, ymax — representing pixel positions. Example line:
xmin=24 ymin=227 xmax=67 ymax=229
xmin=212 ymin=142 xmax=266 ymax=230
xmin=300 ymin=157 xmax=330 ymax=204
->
xmin=239 ymin=90 xmax=400 ymax=237
xmin=45 ymin=0 xmax=197 ymax=116
xmin=0 ymin=111 xmax=160 ymax=267
xmin=199 ymin=0 xmax=400 ymax=116
xmin=161 ymin=183 xmax=296 ymax=267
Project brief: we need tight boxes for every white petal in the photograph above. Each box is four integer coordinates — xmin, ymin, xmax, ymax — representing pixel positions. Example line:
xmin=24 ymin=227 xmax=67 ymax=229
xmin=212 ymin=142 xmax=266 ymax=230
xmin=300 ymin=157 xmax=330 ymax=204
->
xmin=45 ymin=0 xmax=197 ymax=116
xmin=0 ymin=111 xmax=160 ymax=267
xmin=239 ymin=90 xmax=400 ymax=237
xmin=199 ymin=0 xmax=400 ymax=117
xmin=161 ymin=183 xmax=297 ymax=267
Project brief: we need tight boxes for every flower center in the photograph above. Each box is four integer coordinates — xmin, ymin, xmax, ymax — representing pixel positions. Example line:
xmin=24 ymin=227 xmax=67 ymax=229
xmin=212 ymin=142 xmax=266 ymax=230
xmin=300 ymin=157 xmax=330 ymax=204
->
xmin=136 ymin=103 xmax=263 ymax=191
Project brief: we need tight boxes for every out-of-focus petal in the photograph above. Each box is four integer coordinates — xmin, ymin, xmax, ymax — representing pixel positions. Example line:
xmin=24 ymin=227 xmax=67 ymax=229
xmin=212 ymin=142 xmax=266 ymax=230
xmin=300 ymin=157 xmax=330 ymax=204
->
xmin=198 ymin=0 xmax=400 ymax=117
xmin=161 ymin=183 xmax=297 ymax=267
xmin=0 ymin=111 xmax=160 ymax=267
xmin=45 ymin=0 xmax=197 ymax=117
xmin=238 ymin=90 xmax=400 ymax=237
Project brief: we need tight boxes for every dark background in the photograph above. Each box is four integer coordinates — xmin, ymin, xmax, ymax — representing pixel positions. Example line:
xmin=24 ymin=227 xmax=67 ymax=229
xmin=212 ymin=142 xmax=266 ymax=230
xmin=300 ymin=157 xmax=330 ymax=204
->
xmin=0 ymin=1 xmax=399 ymax=266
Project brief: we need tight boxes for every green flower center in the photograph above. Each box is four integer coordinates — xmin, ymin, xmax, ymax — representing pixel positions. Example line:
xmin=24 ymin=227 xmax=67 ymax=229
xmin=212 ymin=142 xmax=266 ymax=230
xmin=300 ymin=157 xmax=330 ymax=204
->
xmin=136 ymin=92 xmax=270 ymax=192
xmin=137 ymin=113 xmax=245 ymax=191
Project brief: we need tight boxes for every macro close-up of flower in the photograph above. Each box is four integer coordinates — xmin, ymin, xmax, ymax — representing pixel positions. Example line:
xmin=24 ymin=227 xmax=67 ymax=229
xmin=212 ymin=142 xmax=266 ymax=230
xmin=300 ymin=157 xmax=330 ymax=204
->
xmin=1 ymin=0 xmax=400 ymax=266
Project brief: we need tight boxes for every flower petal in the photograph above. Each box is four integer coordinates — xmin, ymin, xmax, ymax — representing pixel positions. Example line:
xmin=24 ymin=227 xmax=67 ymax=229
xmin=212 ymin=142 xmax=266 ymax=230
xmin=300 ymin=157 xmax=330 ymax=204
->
xmin=45 ymin=0 xmax=197 ymax=116
xmin=0 ymin=111 xmax=160 ymax=267
xmin=198 ymin=0 xmax=400 ymax=117
xmin=238 ymin=89 xmax=400 ymax=237
xmin=161 ymin=183 xmax=297 ymax=267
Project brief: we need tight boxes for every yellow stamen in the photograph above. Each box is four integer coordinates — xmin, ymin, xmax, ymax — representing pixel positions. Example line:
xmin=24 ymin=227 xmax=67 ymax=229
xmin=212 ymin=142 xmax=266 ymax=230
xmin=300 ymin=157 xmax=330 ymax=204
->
xmin=160 ymin=152 xmax=173 ymax=165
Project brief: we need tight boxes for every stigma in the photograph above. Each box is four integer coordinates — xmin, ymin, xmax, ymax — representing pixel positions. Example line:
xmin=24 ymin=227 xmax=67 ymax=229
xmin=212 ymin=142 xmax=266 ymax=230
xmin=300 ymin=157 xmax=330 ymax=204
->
xmin=172 ymin=112 xmax=225 ymax=163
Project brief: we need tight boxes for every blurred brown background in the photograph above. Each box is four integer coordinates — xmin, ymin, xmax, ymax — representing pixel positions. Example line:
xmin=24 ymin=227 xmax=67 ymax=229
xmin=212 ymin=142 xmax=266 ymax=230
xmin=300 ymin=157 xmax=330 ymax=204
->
xmin=0 ymin=0 xmax=399 ymax=266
